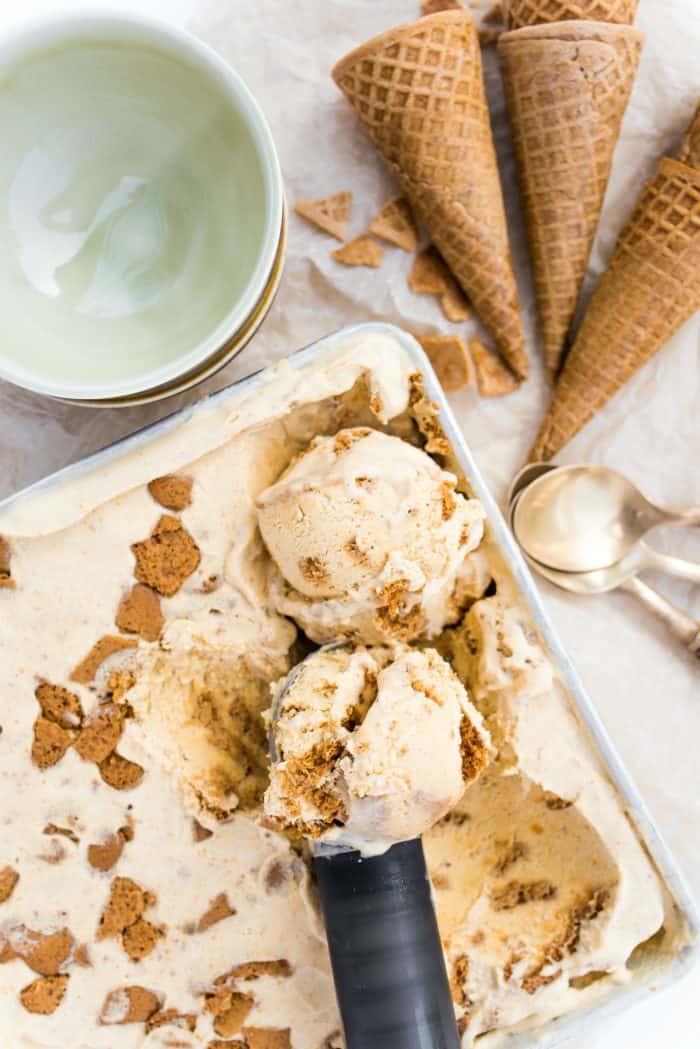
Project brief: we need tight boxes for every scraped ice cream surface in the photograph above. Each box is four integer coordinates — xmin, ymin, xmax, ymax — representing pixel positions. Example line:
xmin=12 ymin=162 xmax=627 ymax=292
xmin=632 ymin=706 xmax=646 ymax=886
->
xmin=265 ymin=644 xmax=490 ymax=854
xmin=0 ymin=331 xmax=685 ymax=1048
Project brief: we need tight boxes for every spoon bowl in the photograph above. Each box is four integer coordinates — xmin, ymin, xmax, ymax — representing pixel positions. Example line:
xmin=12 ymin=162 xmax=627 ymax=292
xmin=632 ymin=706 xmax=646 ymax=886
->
xmin=512 ymin=465 xmax=700 ymax=573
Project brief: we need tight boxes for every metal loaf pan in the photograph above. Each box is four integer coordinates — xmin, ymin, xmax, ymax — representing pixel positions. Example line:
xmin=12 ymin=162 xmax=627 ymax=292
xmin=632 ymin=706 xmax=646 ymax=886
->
xmin=1 ymin=321 xmax=698 ymax=1047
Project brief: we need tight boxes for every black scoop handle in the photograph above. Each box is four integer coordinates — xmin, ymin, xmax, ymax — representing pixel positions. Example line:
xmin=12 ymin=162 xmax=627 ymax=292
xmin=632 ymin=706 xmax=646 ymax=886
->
xmin=313 ymin=838 xmax=461 ymax=1049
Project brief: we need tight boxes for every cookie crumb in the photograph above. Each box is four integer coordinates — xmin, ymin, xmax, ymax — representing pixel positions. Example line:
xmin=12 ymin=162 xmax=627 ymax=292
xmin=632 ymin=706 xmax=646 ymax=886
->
xmin=195 ymin=893 xmax=236 ymax=933
xmin=146 ymin=1009 xmax=197 ymax=1034
xmin=243 ymin=1028 xmax=292 ymax=1049
xmin=43 ymin=824 xmax=79 ymax=845
xmin=215 ymin=959 xmax=292 ymax=985
xmin=418 ymin=335 xmax=475 ymax=393
xmin=193 ymin=820 xmax=214 ymax=842
xmin=99 ymin=986 xmax=161 ymax=1025
xmin=99 ymin=752 xmax=145 ymax=791
xmin=408 ymin=246 xmax=449 ymax=294
xmin=0 ymin=866 xmax=19 ymax=904
xmin=97 ymin=877 xmax=147 ymax=939
xmin=74 ymin=706 xmax=124 ymax=763
xmin=332 ymin=234 xmax=384 ymax=268
xmin=35 ymin=681 xmax=84 ymax=729
xmin=210 ymin=992 xmax=254 ymax=1038
xmin=122 ymin=918 xmax=162 ymax=961
xmin=31 ymin=717 xmax=74 ymax=769
xmin=19 ymin=974 xmax=69 ymax=1015
xmin=294 ymin=192 xmax=352 ymax=242
xmin=116 ymin=584 xmax=164 ymax=643
xmin=148 ymin=475 xmax=193 ymax=512
xmin=368 ymin=196 xmax=419 ymax=251
xmin=131 ymin=515 xmax=201 ymax=597
xmin=70 ymin=636 xmax=137 ymax=685
xmin=88 ymin=831 xmax=127 ymax=872
xmin=8 ymin=926 xmax=74 ymax=976
xmin=470 ymin=338 xmax=521 ymax=397
xmin=491 ymin=880 xmax=557 ymax=911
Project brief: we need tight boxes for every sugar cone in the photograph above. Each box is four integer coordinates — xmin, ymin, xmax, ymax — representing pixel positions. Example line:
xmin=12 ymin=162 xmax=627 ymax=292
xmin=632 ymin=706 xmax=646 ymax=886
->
xmin=529 ymin=156 xmax=700 ymax=461
xmin=499 ymin=22 xmax=642 ymax=380
xmin=503 ymin=0 xmax=639 ymax=30
xmin=332 ymin=10 xmax=527 ymax=379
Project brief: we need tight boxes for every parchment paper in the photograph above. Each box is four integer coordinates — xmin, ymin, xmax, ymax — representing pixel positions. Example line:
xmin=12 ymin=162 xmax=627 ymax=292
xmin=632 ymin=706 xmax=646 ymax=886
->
xmin=1 ymin=0 xmax=699 ymax=938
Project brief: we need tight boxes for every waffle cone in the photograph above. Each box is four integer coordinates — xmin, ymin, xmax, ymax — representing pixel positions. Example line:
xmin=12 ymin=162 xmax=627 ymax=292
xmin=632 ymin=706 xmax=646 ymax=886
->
xmin=503 ymin=0 xmax=639 ymax=30
xmin=499 ymin=22 xmax=642 ymax=380
xmin=332 ymin=11 xmax=527 ymax=378
xmin=529 ymin=157 xmax=700 ymax=460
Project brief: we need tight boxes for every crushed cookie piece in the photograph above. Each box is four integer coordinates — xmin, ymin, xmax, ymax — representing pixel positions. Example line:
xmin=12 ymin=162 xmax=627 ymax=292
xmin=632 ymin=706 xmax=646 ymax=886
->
xmin=418 ymin=335 xmax=475 ymax=394
xmin=201 ymin=575 xmax=221 ymax=594
xmin=521 ymin=967 xmax=561 ymax=995
xmin=368 ymin=195 xmax=419 ymax=252
xmin=294 ymin=192 xmax=352 ymax=242
xmin=99 ymin=752 xmax=144 ymax=791
xmin=408 ymin=373 xmax=450 ymax=455
xmin=132 ymin=515 xmax=201 ymax=597
xmin=148 ymin=475 xmax=193 ymax=512
xmin=0 ymin=866 xmax=19 ymax=903
xmin=492 ymin=841 xmax=527 ymax=876
xmin=243 ymin=1028 xmax=292 ymax=1049
xmin=211 ymin=992 xmax=254 ymax=1038
xmin=470 ymin=337 xmax=521 ymax=398
xmin=31 ymin=717 xmax=74 ymax=769
xmin=491 ymin=880 xmax=557 ymax=911
xmin=70 ymin=636 xmax=137 ymax=685
xmin=116 ymin=584 xmax=164 ymax=643
xmin=450 ymin=954 xmax=471 ymax=1007
xmin=213 ymin=959 xmax=292 ymax=987
xmin=43 ymin=824 xmax=79 ymax=845
xmin=97 ymin=877 xmax=147 ymax=939
xmin=440 ymin=280 xmax=471 ymax=323
xmin=99 ymin=985 xmax=161 ymax=1025
xmin=195 ymin=894 xmax=236 ymax=933
xmin=122 ymin=918 xmax=162 ymax=961
xmin=19 ymin=974 xmax=69 ymax=1015
xmin=193 ymin=820 xmax=214 ymax=843
xmin=9 ymin=926 xmax=74 ymax=976
xmin=408 ymin=246 xmax=449 ymax=294
xmin=332 ymin=234 xmax=384 ymax=268
xmin=74 ymin=706 xmax=124 ymax=763
xmin=298 ymin=557 xmax=328 ymax=583
xmin=74 ymin=944 xmax=91 ymax=967
xmin=146 ymin=1009 xmax=197 ymax=1033
xmin=0 ymin=536 xmax=15 ymax=588
xmin=88 ymin=831 xmax=127 ymax=872
xmin=441 ymin=481 xmax=457 ymax=519
xmin=460 ymin=717 xmax=489 ymax=784
xmin=35 ymin=681 xmax=83 ymax=730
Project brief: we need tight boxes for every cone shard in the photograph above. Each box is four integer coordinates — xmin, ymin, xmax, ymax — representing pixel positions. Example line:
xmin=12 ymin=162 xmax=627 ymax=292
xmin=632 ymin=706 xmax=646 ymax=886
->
xmin=503 ymin=0 xmax=639 ymax=30
xmin=529 ymin=157 xmax=700 ymax=460
xmin=333 ymin=10 xmax=527 ymax=378
xmin=499 ymin=21 xmax=642 ymax=380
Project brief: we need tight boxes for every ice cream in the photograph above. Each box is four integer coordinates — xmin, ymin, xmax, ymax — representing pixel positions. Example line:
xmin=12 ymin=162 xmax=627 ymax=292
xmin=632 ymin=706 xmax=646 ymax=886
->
xmin=265 ymin=644 xmax=490 ymax=854
xmin=257 ymin=427 xmax=485 ymax=644
xmin=0 ymin=330 xmax=685 ymax=1049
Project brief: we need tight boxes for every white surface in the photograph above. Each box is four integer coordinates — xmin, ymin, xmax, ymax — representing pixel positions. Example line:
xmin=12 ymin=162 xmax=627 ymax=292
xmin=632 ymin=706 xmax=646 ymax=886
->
xmin=1 ymin=2 xmax=699 ymax=1048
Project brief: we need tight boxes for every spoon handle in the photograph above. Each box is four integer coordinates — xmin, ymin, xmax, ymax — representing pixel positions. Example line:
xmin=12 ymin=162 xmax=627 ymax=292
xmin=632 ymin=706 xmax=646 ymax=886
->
xmin=621 ymin=577 xmax=700 ymax=657
xmin=643 ymin=548 xmax=700 ymax=584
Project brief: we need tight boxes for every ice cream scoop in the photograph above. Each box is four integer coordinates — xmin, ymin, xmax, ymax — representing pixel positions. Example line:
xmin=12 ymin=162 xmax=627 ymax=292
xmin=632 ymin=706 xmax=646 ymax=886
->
xmin=256 ymin=427 xmax=485 ymax=644
xmin=267 ymin=643 xmax=490 ymax=1049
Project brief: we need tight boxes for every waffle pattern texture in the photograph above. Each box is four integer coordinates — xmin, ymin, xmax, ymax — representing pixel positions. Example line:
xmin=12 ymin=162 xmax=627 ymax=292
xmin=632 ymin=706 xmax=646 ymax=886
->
xmin=332 ymin=10 xmax=527 ymax=378
xmin=503 ymin=0 xmax=639 ymax=30
xmin=499 ymin=22 xmax=643 ymax=379
xmin=530 ymin=156 xmax=700 ymax=460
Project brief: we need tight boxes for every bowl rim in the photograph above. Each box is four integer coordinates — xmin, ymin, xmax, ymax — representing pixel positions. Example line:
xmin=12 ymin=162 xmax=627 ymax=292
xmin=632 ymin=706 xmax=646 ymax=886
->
xmin=0 ymin=9 xmax=284 ymax=401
